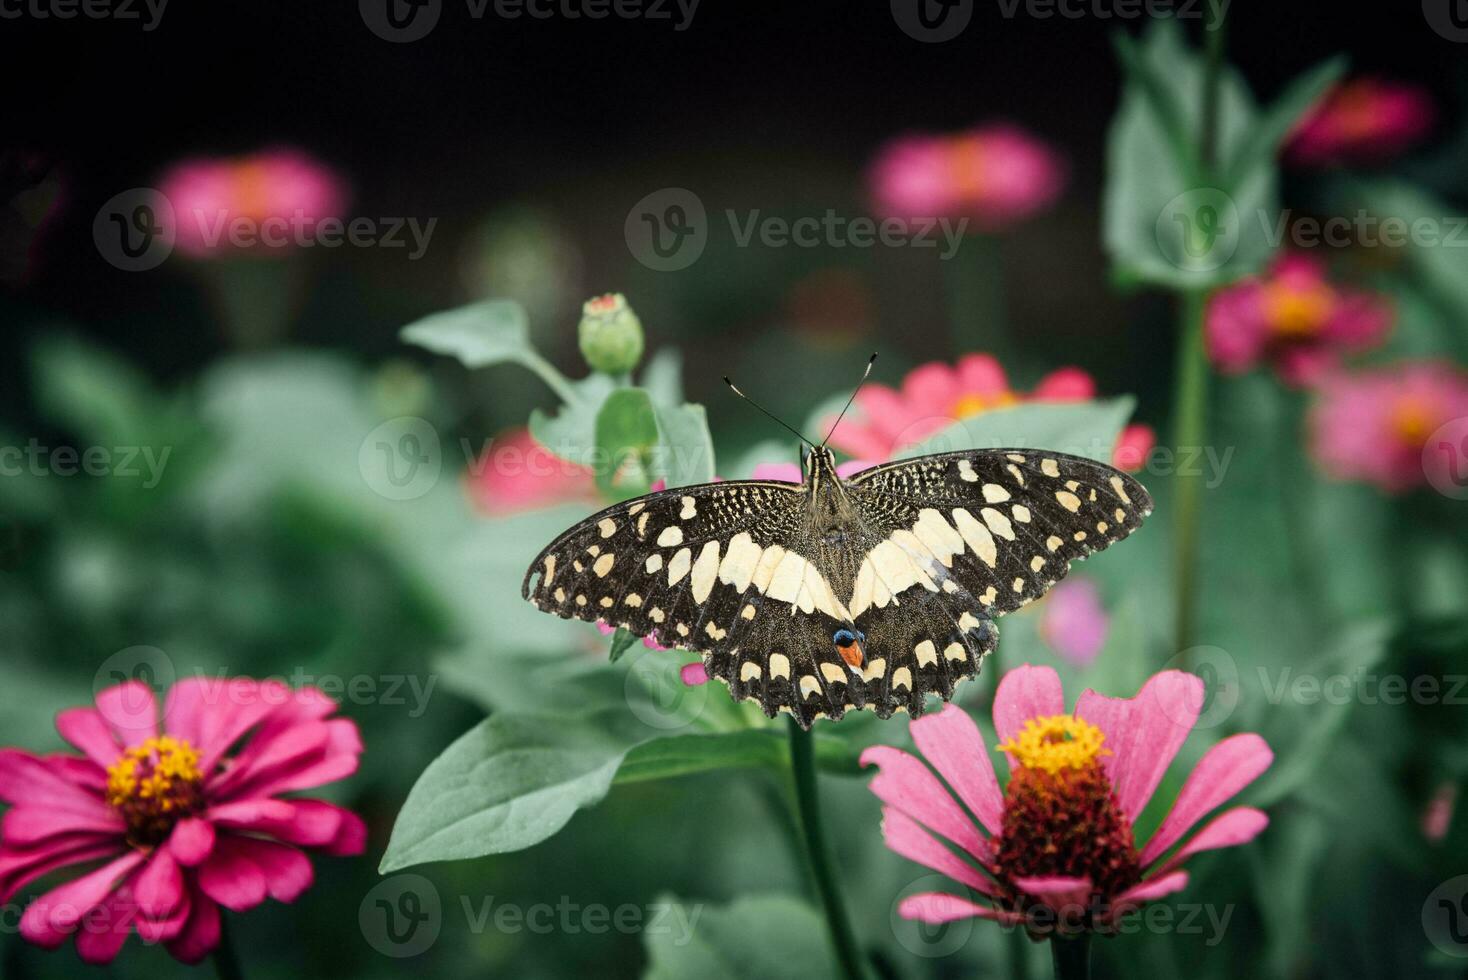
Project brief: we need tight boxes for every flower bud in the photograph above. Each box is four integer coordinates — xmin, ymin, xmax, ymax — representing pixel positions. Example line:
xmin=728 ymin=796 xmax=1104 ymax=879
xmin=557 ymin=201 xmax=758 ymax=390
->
xmin=578 ymin=293 xmax=644 ymax=375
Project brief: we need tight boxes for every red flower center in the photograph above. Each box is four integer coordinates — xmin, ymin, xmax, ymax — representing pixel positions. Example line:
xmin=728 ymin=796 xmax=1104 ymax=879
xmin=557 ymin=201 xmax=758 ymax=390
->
xmin=989 ymin=716 xmax=1139 ymax=921
xmin=105 ymin=736 xmax=206 ymax=847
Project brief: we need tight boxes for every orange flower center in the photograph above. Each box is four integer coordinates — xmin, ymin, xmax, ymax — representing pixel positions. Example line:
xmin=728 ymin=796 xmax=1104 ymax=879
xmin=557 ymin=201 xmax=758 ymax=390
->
xmin=231 ymin=161 xmax=272 ymax=220
xmin=1328 ymin=86 xmax=1383 ymax=141
xmin=105 ymin=736 xmax=206 ymax=846
xmin=991 ymin=715 xmax=1138 ymax=930
xmin=1390 ymin=397 xmax=1437 ymax=449
xmin=945 ymin=139 xmax=988 ymax=199
xmin=951 ymin=390 xmax=1018 ymax=420
xmin=1263 ymin=280 xmax=1335 ymax=339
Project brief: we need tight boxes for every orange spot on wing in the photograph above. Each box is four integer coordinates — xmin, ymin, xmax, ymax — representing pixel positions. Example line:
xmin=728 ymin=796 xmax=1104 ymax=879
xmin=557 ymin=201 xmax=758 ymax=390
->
xmin=836 ymin=641 xmax=863 ymax=669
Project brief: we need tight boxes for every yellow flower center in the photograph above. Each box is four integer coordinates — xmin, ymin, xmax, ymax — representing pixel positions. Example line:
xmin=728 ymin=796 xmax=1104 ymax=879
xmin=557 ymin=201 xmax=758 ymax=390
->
xmin=997 ymin=714 xmax=1108 ymax=775
xmin=106 ymin=736 xmax=206 ymax=846
xmin=1390 ymin=397 xmax=1437 ymax=448
xmin=952 ymin=390 xmax=1018 ymax=420
xmin=1263 ymin=281 xmax=1335 ymax=339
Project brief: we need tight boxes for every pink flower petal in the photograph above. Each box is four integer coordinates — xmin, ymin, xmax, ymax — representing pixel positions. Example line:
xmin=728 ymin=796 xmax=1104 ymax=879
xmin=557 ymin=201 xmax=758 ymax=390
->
xmin=750 ymin=462 xmax=803 ymax=483
xmin=197 ymin=837 xmax=269 ymax=912
xmin=1153 ymin=806 xmax=1269 ymax=877
xmin=1113 ymin=869 xmax=1190 ymax=906
xmin=1111 ymin=424 xmax=1155 ymax=473
xmin=1139 ymin=733 xmax=1273 ymax=867
xmin=327 ymin=807 xmax=369 ymax=856
xmin=1031 ymin=367 xmax=1096 ymax=401
xmin=165 ymin=886 xmax=221 ymax=964
xmin=0 ymin=749 xmax=110 ymax=814
xmin=1075 ymin=671 xmax=1203 ymax=823
xmin=955 ymin=354 xmax=1010 ymax=397
xmin=226 ymin=837 xmax=314 ymax=903
xmin=20 ymin=850 xmax=145 ymax=948
xmin=133 ymin=848 xmax=185 ymax=922
xmin=1012 ymin=874 xmax=1093 ymax=918
xmin=1038 ymin=579 xmax=1109 ymax=668
xmin=2 ymin=805 xmax=123 ymax=847
xmin=902 ymin=362 xmax=963 ymax=415
xmin=910 ymin=704 xmax=1004 ymax=835
xmin=93 ymin=681 xmax=158 ymax=747
xmin=680 ymin=663 xmax=710 ymax=686
xmin=169 ymin=817 xmax=216 ymax=867
xmin=860 ymin=746 xmax=991 ymax=862
xmin=881 ymin=807 xmax=997 ymax=896
xmin=55 ymin=708 xmax=122 ymax=768
xmin=992 ymin=664 xmax=1066 ymax=766
xmin=898 ymin=892 xmax=1016 ymax=925
xmin=74 ymin=885 xmax=137 ymax=965
xmin=0 ymin=839 xmax=124 ymax=905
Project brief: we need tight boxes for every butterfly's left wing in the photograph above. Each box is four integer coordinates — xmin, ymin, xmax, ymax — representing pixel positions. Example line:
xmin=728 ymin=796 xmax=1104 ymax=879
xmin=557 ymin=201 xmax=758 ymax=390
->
xmin=845 ymin=448 xmax=1153 ymax=616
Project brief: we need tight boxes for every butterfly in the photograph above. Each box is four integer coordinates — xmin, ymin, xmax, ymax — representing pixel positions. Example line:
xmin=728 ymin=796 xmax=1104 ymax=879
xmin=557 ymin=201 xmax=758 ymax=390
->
xmin=522 ymin=364 xmax=1153 ymax=729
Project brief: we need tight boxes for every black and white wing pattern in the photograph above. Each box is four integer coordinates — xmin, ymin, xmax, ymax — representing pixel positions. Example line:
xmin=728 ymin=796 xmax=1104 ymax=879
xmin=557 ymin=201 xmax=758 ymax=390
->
xmin=523 ymin=449 xmax=1152 ymax=728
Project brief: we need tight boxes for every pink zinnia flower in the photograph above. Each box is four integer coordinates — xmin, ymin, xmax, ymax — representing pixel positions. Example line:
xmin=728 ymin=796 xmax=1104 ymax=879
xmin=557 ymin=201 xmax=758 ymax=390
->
xmin=158 ymin=149 xmax=347 ymax=259
xmin=822 ymin=354 xmax=1150 ymax=473
xmin=1287 ymin=79 xmax=1433 ymax=166
xmin=868 ymin=125 xmax=1064 ymax=231
xmin=1309 ymin=359 xmax=1468 ymax=492
xmin=863 ymin=665 xmax=1272 ymax=936
xmin=1206 ymin=253 xmax=1392 ymax=386
xmin=0 ymin=678 xmax=365 ymax=964
xmin=1038 ymin=579 xmax=1109 ymax=667
xmin=465 ymin=427 xmax=599 ymax=515
xmin=750 ymin=460 xmax=872 ymax=483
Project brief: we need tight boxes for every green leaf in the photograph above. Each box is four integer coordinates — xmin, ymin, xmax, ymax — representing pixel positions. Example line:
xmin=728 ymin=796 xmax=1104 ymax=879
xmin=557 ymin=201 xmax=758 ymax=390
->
xmin=1103 ymin=21 xmax=1286 ymax=290
xmin=640 ymin=347 xmax=685 ymax=407
xmin=654 ymin=402 xmax=717 ymax=488
xmin=378 ymin=711 xmax=642 ymax=872
xmin=608 ymin=627 xmax=638 ymax=663
xmin=528 ymin=373 xmax=617 ymax=464
xmin=399 ymin=299 xmax=533 ymax=368
xmin=642 ymin=894 xmax=838 ymax=980
xmin=615 ymin=728 xmax=861 ymax=784
xmin=595 ymin=388 xmax=661 ymax=498
xmin=897 ymin=398 xmax=1135 ymax=464
xmin=1223 ymin=56 xmax=1346 ymax=189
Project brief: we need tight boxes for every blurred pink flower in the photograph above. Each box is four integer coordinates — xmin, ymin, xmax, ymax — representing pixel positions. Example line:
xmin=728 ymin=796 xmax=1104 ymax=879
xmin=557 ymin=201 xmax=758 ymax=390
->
xmin=679 ymin=663 xmax=710 ymax=686
xmin=1038 ymin=579 xmax=1109 ymax=667
xmin=465 ymin=428 xmax=598 ymax=515
xmin=863 ymin=665 xmax=1272 ymax=935
xmin=1309 ymin=360 xmax=1468 ymax=492
xmin=868 ymin=125 xmax=1064 ymax=230
xmin=1287 ymin=79 xmax=1433 ymax=166
xmin=822 ymin=354 xmax=1149 ymax=472
xmin=0 ymin=679 xmax=364 ymax=965
xmin=158 ymin=149 xmax=347 ymax=259
xmin=1423 ymin=781 xmax=1457 ymax=843
xmin=1206 ymin=253 xmax=1392 ymax=386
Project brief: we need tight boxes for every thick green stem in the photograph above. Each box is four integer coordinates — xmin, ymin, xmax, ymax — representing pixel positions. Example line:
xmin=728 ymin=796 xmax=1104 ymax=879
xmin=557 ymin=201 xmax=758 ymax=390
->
xmin=213 ymin=916 xmax=246 ymax=980
xmin=1049 ymin=934 xmax=1092 ymax=980
xmin=1008 ymin=924 xmax=1034 ymax=980
xmin=1171 ymin=289 xmax=1210 ymax=655
xmin=787 ymin=719 xmax=867 ymax=980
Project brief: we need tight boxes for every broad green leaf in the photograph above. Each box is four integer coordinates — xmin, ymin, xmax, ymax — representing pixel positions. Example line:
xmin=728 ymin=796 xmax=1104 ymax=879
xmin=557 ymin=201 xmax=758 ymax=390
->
xmin=32 ymin=335 xmax=193 ymax=454
xmin=595 ymin=388 xmax=661 ymax=498
xmin=528 ymin=372 xmax=617 ymax=463
xmin=1223 ymin=56 xmax=1346 ymax=188
xmin=378 ymin=711 xmax=642 ymax=871
xmin=399 ymin=299 xmax=533 ymax=368
xmin=640 ymin=347 xmax=685 ymax=407
xmin=642 ymin=894 xmax=838 ymax=980
xmin=898 ymin=397 xmax=1135 ymax=464
xmin=616 ymin=728 xmax=861 ymax=784
xmin=1104 ymin=21 xmax=1285 ymax=290
xmin=654 ymin=402 xmax=717 ymax=488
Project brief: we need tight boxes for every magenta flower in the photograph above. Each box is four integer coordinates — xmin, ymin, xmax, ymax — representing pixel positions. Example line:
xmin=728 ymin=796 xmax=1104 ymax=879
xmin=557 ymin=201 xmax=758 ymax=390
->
xmin=1287 ymin=79 xmax=1433 ymax=166
xmin=750 ymin=460 xmax=871 ymax=483
xmin=863 ymin=665 xmax=1272 ymax=935
xmin=1206 ymin=253 xmax=1392 ymax=386
xmin=822 ymin=354 xmax=1151 ymax=473
xmin=158 ymin=149 xmax=347 ymax=259
xmin=465 ymin=427 xmax=598 ymax=515
xmin=868 ymin=124 xmax=1064 ymax=231
xmin=1038 ymin=579 xmax=1109 ymax=668
xmin=1309 ymin=359 xmax=1468 ymax=492
xmin=0 ymin=679 xmax=365 ymax=965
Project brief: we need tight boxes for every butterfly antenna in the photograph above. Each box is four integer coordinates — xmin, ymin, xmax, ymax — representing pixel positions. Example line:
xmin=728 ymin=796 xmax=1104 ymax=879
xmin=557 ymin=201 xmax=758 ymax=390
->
xmin=821 ymin=352 xmax=877 ymax=448
xmin=723 ymin=376 xmax=812 ymax=448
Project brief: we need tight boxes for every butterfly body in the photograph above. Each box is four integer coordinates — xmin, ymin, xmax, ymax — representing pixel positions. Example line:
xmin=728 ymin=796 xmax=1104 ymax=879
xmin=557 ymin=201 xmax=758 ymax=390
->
xmin=523 ymin=445 xmax=1151 ymax=728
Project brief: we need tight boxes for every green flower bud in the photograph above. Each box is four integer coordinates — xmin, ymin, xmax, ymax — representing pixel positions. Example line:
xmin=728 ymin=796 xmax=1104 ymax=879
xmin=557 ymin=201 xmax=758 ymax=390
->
xmin=578 ymin=293 xmax=644 ymax=375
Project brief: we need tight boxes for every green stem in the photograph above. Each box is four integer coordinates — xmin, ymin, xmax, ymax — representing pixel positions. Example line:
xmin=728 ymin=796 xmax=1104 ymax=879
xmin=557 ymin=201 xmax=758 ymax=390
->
xmin=1171 ymin=288 xmax=1210 ymax=656
xmin=213 ymin=916 xmax=245 ymax=980
xmin=1008 ymin=924 xmax=1034 ymax=980
xmin=519 ymin=349 xmax=580 ymax=406
xmin=1049 ymin=934 xmax=1091 ymax=980
xmin=787 ymin=719 xmax=867 ymax=980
